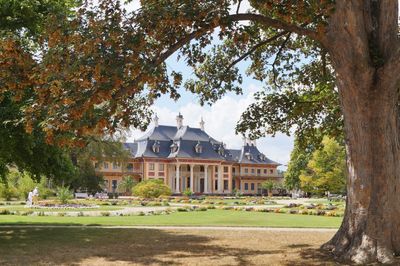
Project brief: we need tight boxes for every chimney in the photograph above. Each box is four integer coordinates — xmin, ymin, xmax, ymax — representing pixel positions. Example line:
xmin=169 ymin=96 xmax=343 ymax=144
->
xmin=153 ymin=113 xmax=159 ymax=127
xmin=176 ymin=112 xmax=183 ymax=129
xmin=199 ymin=117 xmax=205 ymax=131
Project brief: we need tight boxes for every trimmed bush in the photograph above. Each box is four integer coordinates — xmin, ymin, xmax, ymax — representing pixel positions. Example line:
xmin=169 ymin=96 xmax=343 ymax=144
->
xmin=132 ymin=179 xmax=172 ymax=198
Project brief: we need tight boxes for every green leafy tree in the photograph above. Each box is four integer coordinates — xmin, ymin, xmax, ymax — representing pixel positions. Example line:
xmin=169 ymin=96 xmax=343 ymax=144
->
xmin=0 ymin=0 xmax=79 ymax=182
xmin=284 ymin=137 xmax=315 ymax=190
xmin=132 ymin=179 xmax=172 ymax=199
xmin=261 ymin=180 xmax=275 ymax=197
xmin=299 ymin=137 xmax=346 ymax=195
xmin=56 ymin=186 xmax=73 ymax=204
xmin=117 ymin=176 xmax=137 ymax=195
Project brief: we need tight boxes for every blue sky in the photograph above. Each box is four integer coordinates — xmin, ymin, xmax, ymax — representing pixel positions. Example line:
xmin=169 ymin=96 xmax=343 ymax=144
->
xmin=125 ymin=1 xmax=294 ymax=168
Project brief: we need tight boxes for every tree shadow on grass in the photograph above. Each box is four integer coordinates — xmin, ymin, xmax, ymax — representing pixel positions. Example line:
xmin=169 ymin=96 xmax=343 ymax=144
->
xmin=0 ymin=226 xmax=283 ymax=265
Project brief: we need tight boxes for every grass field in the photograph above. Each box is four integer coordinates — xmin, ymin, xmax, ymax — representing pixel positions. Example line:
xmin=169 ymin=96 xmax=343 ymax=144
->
xmin=0 ymin=226 xmax=339 ymax=265
xmin=0 ymin=205 xmax=125 ymax=212
xmin=0 ymin=210 xmax=342 ymax=227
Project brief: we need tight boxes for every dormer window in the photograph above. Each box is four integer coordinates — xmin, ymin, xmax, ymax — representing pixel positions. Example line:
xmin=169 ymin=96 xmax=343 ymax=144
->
xmin=218 ymin=145 xmax=225 ymax=155
xmin=245 ymin=152 xmax=253 ymax=160
xmin=195 ymin=141 xmax=203 ymax=154
xmin=152 ymin=141 xmax=160 ymax=153
xmin=258 ymin=154 xmax=265 ymax=161
xmin=170 ymin=142 xmax=178 ymax=153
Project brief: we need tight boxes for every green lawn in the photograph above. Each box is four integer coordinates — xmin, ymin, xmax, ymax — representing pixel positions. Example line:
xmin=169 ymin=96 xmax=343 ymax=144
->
xmin=0 ymin=210 xmax=342 ymax=228
xmin=0 ymin=205 xmax=125 ymax=212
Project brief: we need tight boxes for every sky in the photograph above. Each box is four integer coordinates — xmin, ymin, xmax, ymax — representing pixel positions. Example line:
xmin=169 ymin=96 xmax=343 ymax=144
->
xmin=124 ymin=1 xmax=294 ymax=168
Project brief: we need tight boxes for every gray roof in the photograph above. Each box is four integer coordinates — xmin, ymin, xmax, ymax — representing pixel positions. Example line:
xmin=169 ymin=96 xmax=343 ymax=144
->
xmin=125 ymin=124 xmax=280 ymax=165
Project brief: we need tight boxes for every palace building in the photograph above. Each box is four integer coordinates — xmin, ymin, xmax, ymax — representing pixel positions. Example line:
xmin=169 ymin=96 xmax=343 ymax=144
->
xmin=95 ymin=114 xmax=283 ymax=195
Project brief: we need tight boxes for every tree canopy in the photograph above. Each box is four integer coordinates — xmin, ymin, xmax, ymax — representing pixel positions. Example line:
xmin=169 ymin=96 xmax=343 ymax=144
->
xmin=299 ymin=136 xmax=346 ymax=195
xmin=0 ymin=0 xmax=342 ymax=147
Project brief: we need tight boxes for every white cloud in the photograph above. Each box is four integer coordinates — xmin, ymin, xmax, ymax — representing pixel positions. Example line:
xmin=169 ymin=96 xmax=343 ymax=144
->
xmin=127 ymin=84 xmax=293 ymax=167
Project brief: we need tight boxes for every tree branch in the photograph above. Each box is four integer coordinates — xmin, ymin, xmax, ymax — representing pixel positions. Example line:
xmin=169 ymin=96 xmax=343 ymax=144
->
xmin=227 ymin=13 xmax=320 ymax=41
xmin=113 ymin=13 xmax=320 ymax=100
xmin=272 ymin=33 xmax=291 ymax=87
xmin=236 ymin=0 xmax=242 ymax=14
xmin=215 ymin=31 xmax=289 ymax=90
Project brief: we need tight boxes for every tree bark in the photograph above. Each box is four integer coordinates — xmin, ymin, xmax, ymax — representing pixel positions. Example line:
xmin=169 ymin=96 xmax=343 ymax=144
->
xmin=321 ymin=1 xmax=400 ymax=264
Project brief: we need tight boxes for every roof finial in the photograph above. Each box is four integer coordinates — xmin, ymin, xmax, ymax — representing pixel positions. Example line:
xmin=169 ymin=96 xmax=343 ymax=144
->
xmin=199 ymin=117 xmax=205 ymax=131
xmin=176 ymin=112 xmax=183 ymax=129
xmin=154 ymin=113 xmax=159 ymax=127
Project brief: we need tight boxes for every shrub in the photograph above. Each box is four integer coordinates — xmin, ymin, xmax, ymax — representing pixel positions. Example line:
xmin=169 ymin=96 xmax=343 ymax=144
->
xmin=0 ymin=184 xmax=17 ymax=201
xmin=58 ymin=212 xmax=66 ymax=217
xmin=77 ymin=211 xmax=85 ymax=217
xmin=100 ymin=211 xmax=110 ymax=216
xmin=183 ymin=188 xmax=193 ymax=197
xmin=138 ymin=211 xmax=145 ymax=216
xmin=0 ymin=209 xmax=11 ymax=215
xmin=177 ymin=207 xmax=189 ymax=212
xmin=56 ymin=186 xmax=73 ymax=204
xmin=132 ymin=179 xmax=172 ymax=198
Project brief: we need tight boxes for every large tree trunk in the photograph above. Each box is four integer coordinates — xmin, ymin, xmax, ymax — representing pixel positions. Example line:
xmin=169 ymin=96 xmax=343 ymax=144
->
xmin=320 ymin=1 xmax=400 ymax=264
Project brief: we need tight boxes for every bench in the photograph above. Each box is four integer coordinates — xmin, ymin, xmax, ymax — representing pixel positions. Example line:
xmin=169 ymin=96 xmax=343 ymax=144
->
xmin=75 ymin=192 xmax=89 ymax=199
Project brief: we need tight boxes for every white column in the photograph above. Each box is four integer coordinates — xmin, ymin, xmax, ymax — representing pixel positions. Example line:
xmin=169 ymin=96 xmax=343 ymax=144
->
xmin=204 ymin=165 xmax=209 ymax=193
xmin=218 ymin=165 xmax=223 ymax=193
xmin=190 ymin=164 xmax=194 ymax=193
xmin=175 ymin=164 xmax=180 ymax=193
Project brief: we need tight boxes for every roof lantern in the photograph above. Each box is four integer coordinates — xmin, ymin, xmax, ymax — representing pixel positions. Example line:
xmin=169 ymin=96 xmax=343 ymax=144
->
xmin=199 ymin=117 xmax=205 ymax=131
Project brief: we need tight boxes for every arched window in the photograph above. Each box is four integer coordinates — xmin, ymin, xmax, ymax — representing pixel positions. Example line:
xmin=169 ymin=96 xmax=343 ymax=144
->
xmin=218 ymin=145 xmax=224 ymax=155
xmin=152 ymin=141 xmax=160 ymax=153
xmin=195 ymin=141 xmax=203 ymax=153
xmin=170 ymin=142 xmax=178 ymax=153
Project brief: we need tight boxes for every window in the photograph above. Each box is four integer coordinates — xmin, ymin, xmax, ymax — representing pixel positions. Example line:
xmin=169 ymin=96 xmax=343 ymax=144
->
xmin=127 ymin=163 xmax=134 ymax=171
xmin=224 ymin=180 xmax=228 ymax=190
xmin=244 ymin=183 xmax=249 ymax=190
xmin=251 ymin=183 xmax=255 ymax=190
xmin=215 ymin=180 xmax=218 ymax=190
xmin=113 ymin=162 xmax=120 ymax=169
xmin=215 ymin=166 xmax=218 ymax=172
xmin=232 ymin=168 xmax=236 ymax=174
xmin=187 ymin=177 xmax=190 ymax=188
xmin=224 ymin=166 xmax=228 ymax=173
xmin=270 ymin=169 xmax=274 ymax=174
xmin=251 ymin=168 xmax=255 ymax=174
xmin=94 ymin=162 xmax=99 ymax=169
xmin=195 ymin=141 xmax=203 ymax=153
xmin=257 ymin=169 xmax=261 ymax=175
xmin=264 ymin=169 xmax=267 ymax=174
xmin=149 ymin=163 xmax=155 ymax=171
xmin=170 ymin=142 xmax=178 ymax=153
xmin=103 ymin=162 xmax=109 ymax=169
xmin=112 ymin=180 xmax=118 ymax=190
xmin=152 ymin=141 xmax=160 ymax=153
xmin=232 ymin=180 xmax=236 ymax=189
xmin=244 ymin=168 xmax=248 ymax=174
xmin=159 ymin=164 xmax=164 ymax=171
xmin=200 ymin=166 xmax=205 ymax=172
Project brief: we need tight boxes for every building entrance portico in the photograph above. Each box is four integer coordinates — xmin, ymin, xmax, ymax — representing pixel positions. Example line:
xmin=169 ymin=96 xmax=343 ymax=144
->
xmin=170 ymin=163 xmax=216 ymax=194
